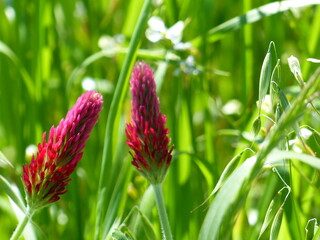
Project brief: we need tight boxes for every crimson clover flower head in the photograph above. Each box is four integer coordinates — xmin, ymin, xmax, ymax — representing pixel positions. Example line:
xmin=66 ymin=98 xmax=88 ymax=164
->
xmin=125 ymin=62 xmax=173 ymax=184
xmin=22 ymin=91 xmax=103 ymax=209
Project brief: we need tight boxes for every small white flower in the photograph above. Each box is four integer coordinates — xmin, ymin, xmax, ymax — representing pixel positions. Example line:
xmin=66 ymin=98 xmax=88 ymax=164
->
xmin=82 ymin=77 xmax=97 ymax=91
xmin=146 ymin=16 xmax=184 ymax=45
xmin=222 ymin=99 xmax=243 ymax=116
xmin=5 ymin=6 xmax=16 ymax=22
xmin=174 ymin=42 xmax=192 ymax=51
xmin=177 ymin=55 xmax=199 ymax=76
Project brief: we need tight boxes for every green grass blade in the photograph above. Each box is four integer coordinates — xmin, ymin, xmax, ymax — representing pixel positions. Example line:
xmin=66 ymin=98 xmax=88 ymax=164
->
xmin=313 ymin=222 xmax=320 ymax=240
xmin=266 ymin=150 xmax=320 ymax=170
xmin=0 ymin=151 xmax=13 ymax=168
xmin=0 ymin=41 xmax=34 ymax=98
xmin=306 ymin=219 xmax=318 ymax=240
xmin=270 ymin=208 xmax=284 ymax=240
xmin=0 ymin=175 xmax=26 ymax=213
xmin=258 ymin=42 xmax=272 ymax=115
xmin=258 ymin=187 xmax=290 ymax=239
xmin=191 ymin=0 xmax=320 ymax=45
xmin=94 ymin=0 xmax=153 ymax=238
xmin=139 ymin=209 xmax=158 ymax=240
xmin=199 ymin=156 xmax=258 ymax=240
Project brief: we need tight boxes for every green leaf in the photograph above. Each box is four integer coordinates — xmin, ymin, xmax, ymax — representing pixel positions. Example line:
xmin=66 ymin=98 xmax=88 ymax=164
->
xmin=94 ymin=0 xmax=153 ymax=238
xmin=139 ymin=211 xmax=158 ymax=240
xmin=258 ymin=43 xmax=273 ymax=115
xmin=306 ymin=219 xmax=318 ymax=240
xmin=270 ymin=208 xmax=284 ymax=240
xmin=112 ymin=229 xmax=133 ymax=240
xmin=191 ymin=0 xmax=320 ymax=45
xmin=270 ymin=60 xmax=281 ymax=110
xmin=0 ymin=41 xmax=34 ymax=98
xmin=0 ymin=175 xmax=26 ymax=212
xmin=253 ymin=117 xmax=261 ymax=137
xmin=313 ymin=223 xmax=320 ymax=240
xmin=0 ymin=151 xmax=13 ymax=168
xmin=266 ymin=150 xmax=320 ymax=170
xmin=258 ymin=187 xmax=290 ymax=239
xmin=199 ymin=156 xmax=258 ymax=240
xmin=278 ymin=87 xmax=290 ymax=111
xmin=194 ymin=148 xmax=254 ymax=212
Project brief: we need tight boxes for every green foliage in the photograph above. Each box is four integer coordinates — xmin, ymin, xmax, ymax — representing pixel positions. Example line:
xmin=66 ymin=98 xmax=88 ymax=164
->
xmin=1 ymin=0 xmax=320 ymax=239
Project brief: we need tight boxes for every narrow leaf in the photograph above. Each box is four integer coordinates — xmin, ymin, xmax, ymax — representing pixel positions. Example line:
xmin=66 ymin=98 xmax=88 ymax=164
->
xmin=258 ymin=44 xmax=272 ymax=114
xmin=112 ymin=229 xmax=133 ymax=240
xmin=0 ymin=151 xmax=13 ymax=168
xmin=191 ymin=0 xmax=320 ymax=45
xmin=0 ymin=175 xmax=26 ymax=212
xmin=270 ymin=208 xmax=284 ymax=240
xmin=270 ymin=60 xmax=281 ymax=109
xmin=199 ymin=156 xmax=258 ymax=240
xmin=306 ymin=219 xmax=318 ymax=240
xmin=139 ymin=211 xmax=158 ymax=240
xmin=195 ymin=148 xmax=253 ymax=211
xmin=266 ymin=150 xmax=320 ymax=170
xmin=258 ymin=187 xmax=290 ymax=239
xmin=253 ymin=117 xmax=261 ymax=137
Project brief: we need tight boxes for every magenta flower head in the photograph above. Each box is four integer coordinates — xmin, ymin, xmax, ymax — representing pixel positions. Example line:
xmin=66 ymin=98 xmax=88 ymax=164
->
xmin=125 ymin=62 xmax=173 ymax=184
xmin=22 ymin=91 xmax=103 ymax=209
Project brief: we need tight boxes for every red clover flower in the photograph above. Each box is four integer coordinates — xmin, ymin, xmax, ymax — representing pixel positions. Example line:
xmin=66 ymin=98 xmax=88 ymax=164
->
xmin=22 ymin=91 xmax=103 ymax=209
xmin=125 ymin=62 xmax=173 ymax=184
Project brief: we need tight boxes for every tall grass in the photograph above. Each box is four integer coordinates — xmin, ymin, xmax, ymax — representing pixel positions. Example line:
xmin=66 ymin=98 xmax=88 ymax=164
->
xmin=1 ymin=0 xmax=320 ymax=239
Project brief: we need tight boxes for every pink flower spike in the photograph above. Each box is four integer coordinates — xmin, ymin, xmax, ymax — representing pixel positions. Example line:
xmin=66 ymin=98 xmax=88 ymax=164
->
xmin=125 ymin=62 xmax=173 ymax=184
xmin=22 ymin=91 xmax=103 ymax=209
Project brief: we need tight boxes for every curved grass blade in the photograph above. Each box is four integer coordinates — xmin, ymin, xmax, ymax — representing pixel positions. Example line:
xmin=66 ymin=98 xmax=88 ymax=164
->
xmin=112 ymin=229 xmax=134 ymax=240
xmin=199 ymin=156 xmax=258 ymax=240
xmin=0 ymin=151 xmax=13 ymax=168
xmin=139 ymin=210 xmax=158 ymax=240
xmin=191 ymin=0 xmax=320 ymax=45
xmin=313 ymin=222 xmax=320 ymax=240
xmin=0 ymin=175 xmax=26 ymax=212
xmin=270 ymin=208 xmax=284 ymax=240
xmin=306 ymin=219 xmax=319 ymax=240
xmin=258 ymin=186 xmax=290 ymax=239
xmin=194 ymin=148 xmax=254 ymax=212
xmin=94 ymin=0 xmax=153 ymax=239
xmin=0 ymin=41 xmax=34 ymax=98
xmin=258 ymin=42 xmax=273 ymax=115
xmin=266 ymin=150 xmax=320 ymax=169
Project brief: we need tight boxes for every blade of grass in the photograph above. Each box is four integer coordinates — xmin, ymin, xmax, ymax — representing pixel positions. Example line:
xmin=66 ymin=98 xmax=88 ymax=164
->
xmin=0 ymin=175 xmax=26 ymax=212
xmin=191 ymin=0 xmax=320 ymax=46
xmin=94 ymin=0 xmax=153 ymax=239
xmin=199 ymin=66 xmax=320 ymax=240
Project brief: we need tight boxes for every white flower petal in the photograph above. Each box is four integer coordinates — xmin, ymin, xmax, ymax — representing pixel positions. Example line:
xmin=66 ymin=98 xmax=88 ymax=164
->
xmin=146 ymin=29 xmax=164 ymax=43
xmin=148 ymin=16 xmax=166 ymax=32
xmin=166 ymin=21 xmax=184 ymax=44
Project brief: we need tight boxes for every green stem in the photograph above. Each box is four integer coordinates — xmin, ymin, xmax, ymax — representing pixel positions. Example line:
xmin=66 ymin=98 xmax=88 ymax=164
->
xmin=94 ymin=0 xmax=153 ymax=239
xmin=152 ymin=184 xmax=173 ymax=240
xmin=10 ymin=207 xmax=34 ymax=240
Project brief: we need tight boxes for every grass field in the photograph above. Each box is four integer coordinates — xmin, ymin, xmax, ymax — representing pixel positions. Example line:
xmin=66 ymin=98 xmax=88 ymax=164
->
xmin=1 ymin=0 xmax=320 ymax=239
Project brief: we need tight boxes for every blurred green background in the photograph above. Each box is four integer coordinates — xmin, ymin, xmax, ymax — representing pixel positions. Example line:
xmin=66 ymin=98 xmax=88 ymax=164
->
xmin=1 ymin=0 xmax=320 ymax=239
